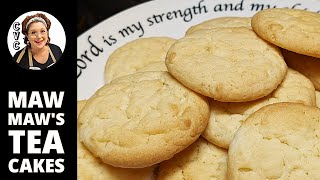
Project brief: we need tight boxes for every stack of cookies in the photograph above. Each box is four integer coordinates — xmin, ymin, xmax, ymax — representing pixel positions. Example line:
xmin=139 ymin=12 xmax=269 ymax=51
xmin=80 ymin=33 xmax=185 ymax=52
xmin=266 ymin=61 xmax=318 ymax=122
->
xmin=78 ymin=8 xmax=320 ymax=180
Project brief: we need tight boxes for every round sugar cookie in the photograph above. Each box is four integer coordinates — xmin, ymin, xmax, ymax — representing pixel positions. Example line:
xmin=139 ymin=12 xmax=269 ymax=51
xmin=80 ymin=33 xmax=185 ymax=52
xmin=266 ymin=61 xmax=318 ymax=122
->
xmin=158 ymin=137 xmax=228 ymax=180
xmin=186 ymin=16 xmax=251 ymax=35
xmin=104 ymin=37 xmax=176 ymax=83
xmin=166 ymin=27 xmax=287 ymax=102
xmin=252 ymin=8 xmax=320 ymax=58
xmin=78 ymin=141 xmax=157 ymax=180
xmin=282 ymin=49 xmax=320 ymax=91
xmin=77 ymin=101 xmax=156 ymax=180
xmin=202 ymin=68 xmax=316 ymax=149
xmin=316 ymin=91 xmax=320 ymax=108
xmin=228 ymin=102 xmax=320 ymax=180
xmin=79 ymin=71 xmax=210 ymax=168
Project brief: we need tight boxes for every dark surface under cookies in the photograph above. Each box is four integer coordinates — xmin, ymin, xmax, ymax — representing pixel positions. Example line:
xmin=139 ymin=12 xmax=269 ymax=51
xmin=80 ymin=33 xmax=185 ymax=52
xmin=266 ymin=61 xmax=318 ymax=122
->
xmin=78 ymin=0 xmax=152 ymax=36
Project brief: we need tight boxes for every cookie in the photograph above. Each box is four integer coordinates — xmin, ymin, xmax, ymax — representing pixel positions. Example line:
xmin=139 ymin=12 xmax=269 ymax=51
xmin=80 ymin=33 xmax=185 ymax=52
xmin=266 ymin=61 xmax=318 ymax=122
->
xmin=137 ymin=61 xmax=167 ymax=72
xmin=316 ymin=91 xmax=320 ymax=108
xmin=282 ymin=49 xmax=320 ymax=91
xmin=157 ymin=137 xmax=227 ymax=180
xmin=79 ymin=71 xmax=210 ymax=168
xmin=78 ymin=143 xmax=157 ymax=180
xmin=77 ymin=101 xmax=156 ymax=180
xmin=77 ymin=100 xmax=87 ymax=118
xmin=252 ymin=8 xmax=320 ymax=58
xmin=78 ymin=147 xmax=156 ymax=180
xmin=202 ymin=68 xmax=316 ymax=149
xmin=186 ymin=16 xmax=251 ymax=35
xmin=104 ymin=37 xmax=176 ymax=83
xmin=228 ymin=102 xmax=320 ymax=180
xmin=166 ymin=27 xmax=287 ymax=102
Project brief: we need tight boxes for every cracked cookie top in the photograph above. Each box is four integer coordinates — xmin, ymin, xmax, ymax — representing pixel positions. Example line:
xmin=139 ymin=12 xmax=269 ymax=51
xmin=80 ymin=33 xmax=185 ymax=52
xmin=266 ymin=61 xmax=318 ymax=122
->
xmin=158 ymin=137 xmax=228 ymax=180
xmin=228 ymin=102 xmax=320 ymax=180
xmin=252 ymin=8 xmax=320 ymax=58
xmin=166 ymin=27 xmax=287 ymax=102
xmin=79 ymin=71 xmax=210 ymax=168
xmin=77 ymin=101 xmax=156 ymax=180
xmin=104 ymin=37 xmax=176 ymax=83
xmin=202 ymin=68 xmax=316 ymax=149
xmin=185 ymin=16 xmax=252 ymax=35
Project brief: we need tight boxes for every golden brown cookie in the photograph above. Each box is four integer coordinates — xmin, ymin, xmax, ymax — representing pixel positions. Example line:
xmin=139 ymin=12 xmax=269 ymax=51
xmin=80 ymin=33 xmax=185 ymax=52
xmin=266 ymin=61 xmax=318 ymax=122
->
xmin=77 ymin=101 xmax=156 ymax=180
xmin=186 ymin=16 xmax=251 ymax=35
xmin=166 ymin=27 xmax=287 ymax=102
xmin=252 ymin=8 xmax=320 ymax=58
xmin=316 ymin=91 xmax=320 ymax=108
xmin=202 ymin=68 xmax=316 ymax=149
xmin=282 ymin=49 xmax=320 ymax=91
xmin=79 ymin=71 xmax=210 ymax=168
xmin=78 ymin=144 xmax=157 ymax=180
xmin=78 ymin=148 xmax=156 ymax=180
xmin=104 ymin=37 xmax=175 ymax=83
xmin=77 ymin=100 xmax=87 ymax=118
xmin=137 ymin=61 xmax=167 ymax=72
xmin=228 ymin=102 xmax=320 ymax=180
xmin=158 ymin=137 xmax=228 ymax=180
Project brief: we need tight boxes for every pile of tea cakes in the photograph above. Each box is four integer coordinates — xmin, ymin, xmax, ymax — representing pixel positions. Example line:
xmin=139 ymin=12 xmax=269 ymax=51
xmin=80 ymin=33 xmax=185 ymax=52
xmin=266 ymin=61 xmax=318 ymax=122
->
xmin=78 ymin=8 xmax=320 ymax=180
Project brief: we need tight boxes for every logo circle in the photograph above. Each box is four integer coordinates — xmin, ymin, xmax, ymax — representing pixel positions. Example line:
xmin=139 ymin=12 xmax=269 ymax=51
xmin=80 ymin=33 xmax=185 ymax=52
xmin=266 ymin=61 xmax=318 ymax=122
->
xmin=7 ymin=11 xmax=66 ymax=70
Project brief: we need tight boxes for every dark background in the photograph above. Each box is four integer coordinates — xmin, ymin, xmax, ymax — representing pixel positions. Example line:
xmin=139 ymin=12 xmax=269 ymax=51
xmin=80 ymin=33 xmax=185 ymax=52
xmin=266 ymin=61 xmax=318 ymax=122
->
xmin=78 ymin=0 xmax=152 ymax=36
xmin=2 ymin=1 xmax=154 ymax=179
xmin=3 ymin=0 xmax=76 ymax=179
